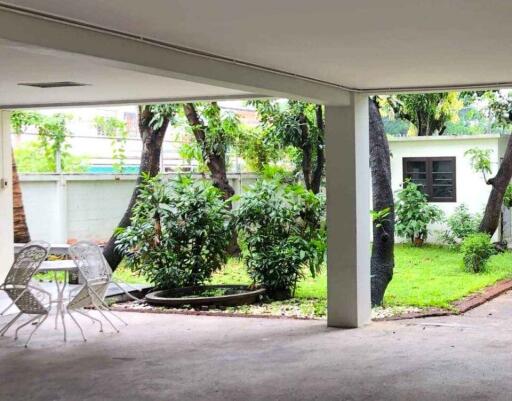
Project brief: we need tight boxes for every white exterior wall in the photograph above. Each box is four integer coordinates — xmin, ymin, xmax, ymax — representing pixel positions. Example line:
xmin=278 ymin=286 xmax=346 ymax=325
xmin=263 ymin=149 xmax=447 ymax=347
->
xmin=19 ymin=173 xmax=258 ymax=244
xmin=387 ymin=134 xmax=507 ymax=242
xmin=0 ymin=111 xmax=13 ymax=282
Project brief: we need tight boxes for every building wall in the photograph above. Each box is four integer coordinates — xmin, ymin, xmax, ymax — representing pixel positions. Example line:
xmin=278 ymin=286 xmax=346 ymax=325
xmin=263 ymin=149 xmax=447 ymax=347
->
xmin=0 ymin=111 xmax=13 ymax=282
xmin=387 ymin=134 xmax=507 ymax=242
xmin=19 ymin=173 xmax=257 ymax=244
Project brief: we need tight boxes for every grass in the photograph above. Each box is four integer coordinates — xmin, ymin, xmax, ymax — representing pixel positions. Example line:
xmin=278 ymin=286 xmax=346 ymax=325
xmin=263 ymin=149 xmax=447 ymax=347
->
xmin=37 ymin=244 xmax=512 ymax=314
xmin=385 ymin=244 xmax=512 ymax=308
xmin=213 ymin=244 xmax=512 ymax=310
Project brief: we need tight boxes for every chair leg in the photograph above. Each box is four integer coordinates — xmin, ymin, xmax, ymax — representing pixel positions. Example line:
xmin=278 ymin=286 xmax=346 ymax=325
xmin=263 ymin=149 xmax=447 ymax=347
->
xmin=66 ymin=310 xmax=86 ymax=342
xmin=95 ymin=306 xmax=119 ymax=333
xmin=24 ymin=314 xmax=48 ymax=348
xmin=14 ymin=315 xmax=40 ymax=340
xmin=0 ymin=312 xmax=23 ymax=336
xmin=0 ymin=290 xmax=26 ymax=315
xmin=89 ymin=287 xmax=127 ymax=327
xmin=75 ymin=309 xmax=103 ymax=333
xmin=104 ymin=307 xmax=128 ymax=327
xmin=60 ymin=304 xmax=67 ymax=342
xmin=112 ymin=281 xmax=140 ymax=301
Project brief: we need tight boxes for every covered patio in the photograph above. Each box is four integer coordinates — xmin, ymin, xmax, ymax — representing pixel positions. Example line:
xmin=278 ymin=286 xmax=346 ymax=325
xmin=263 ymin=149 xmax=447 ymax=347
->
xmin=1 ymin=292 xmax=512 ymax=401
xmin=1 ymin=1 xmax=512 ymax=399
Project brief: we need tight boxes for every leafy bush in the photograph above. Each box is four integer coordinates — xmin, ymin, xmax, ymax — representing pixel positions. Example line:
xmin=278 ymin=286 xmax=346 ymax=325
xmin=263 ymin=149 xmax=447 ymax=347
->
xmin=442 ymin=204 xmax=481 ymax=246
xmin=504 ymin=185 xmax=512 ymax=208
xmin=395 ymin=181 xmax=443 ymax=246
xmin=116 ymin=175 xmax=230 ymax=289
xmin=233 ymin=178 xmax=326 ymax=298
xmin=461 ymin=233 xmax=495 ymax=273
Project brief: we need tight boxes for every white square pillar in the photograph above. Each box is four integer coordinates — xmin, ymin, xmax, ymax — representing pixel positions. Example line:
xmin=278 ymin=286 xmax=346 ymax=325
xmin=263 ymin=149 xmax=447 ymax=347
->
xmin=326 ymin=94 xmax=371 ymax=328
xmin=0 ymin=110 xmax=13 ymax=282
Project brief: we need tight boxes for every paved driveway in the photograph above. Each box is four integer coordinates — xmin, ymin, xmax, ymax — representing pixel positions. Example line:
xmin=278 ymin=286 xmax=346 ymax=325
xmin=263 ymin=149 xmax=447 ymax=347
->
xmin=1 ymin=293 xmax=511 ymax=401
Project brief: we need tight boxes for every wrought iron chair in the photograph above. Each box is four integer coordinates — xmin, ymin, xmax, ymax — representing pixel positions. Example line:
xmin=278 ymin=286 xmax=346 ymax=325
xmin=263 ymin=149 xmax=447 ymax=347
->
xmin=0 ymin=240 xmax=51 ymax=316
xmin=66 ymin=241 xmax=127 ymax=338
xmin=70 ymin=240 xmax=141 ymax=301
xmin=0 ymin=244 xmax=51 ymax=347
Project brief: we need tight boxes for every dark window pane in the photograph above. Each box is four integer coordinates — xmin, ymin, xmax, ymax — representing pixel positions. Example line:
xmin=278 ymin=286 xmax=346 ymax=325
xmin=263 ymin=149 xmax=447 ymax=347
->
xmin=406 ymin=161 xmax=426 ymax=173
xmin=405 ymin=161 xmax=428 ymax=190
xmin=432 ymin=185 xmax=453 ymax=198
xmin=432 ymin=172 xmax=453 ymax=185
xmin=432 ymin=160 xmax=453 ymax=173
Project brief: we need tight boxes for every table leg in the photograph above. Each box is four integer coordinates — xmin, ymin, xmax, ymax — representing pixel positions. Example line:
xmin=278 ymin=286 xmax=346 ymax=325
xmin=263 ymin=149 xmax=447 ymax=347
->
xmin=54 ymin=271 xmax=61 ymax=329
xmin=61 ymin=271 xmax=68 ymax=342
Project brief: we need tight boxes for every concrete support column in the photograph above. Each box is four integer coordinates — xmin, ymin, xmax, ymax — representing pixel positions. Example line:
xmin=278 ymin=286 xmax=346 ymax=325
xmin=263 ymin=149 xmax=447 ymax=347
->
xmin=325 ymin=94 xmax=371 ymax=328
xmin=0 ymin=110 xmax=13 ymax=282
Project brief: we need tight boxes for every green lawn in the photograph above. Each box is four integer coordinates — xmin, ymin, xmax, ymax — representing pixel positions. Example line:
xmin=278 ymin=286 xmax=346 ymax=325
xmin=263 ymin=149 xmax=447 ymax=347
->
xmin=43 ymin=244 xmax=512 ymax=312
xmin=211 ymin=244 xmax=512 ymax=309
xmin=385 ymin=244 xmax=512 ymax=308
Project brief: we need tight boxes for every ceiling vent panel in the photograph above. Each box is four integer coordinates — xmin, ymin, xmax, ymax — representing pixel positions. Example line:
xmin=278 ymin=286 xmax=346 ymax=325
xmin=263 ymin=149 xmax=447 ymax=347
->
xmin=18 ymin=81 xmax=89 ymax=89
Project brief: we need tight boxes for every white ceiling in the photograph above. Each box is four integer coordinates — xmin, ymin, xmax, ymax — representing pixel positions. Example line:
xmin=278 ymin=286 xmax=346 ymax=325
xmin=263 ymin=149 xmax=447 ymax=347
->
xmin=3 ymin=0 xmax=512 ymax=91
xmin=0 ymin=42 xmax=250 ymax=108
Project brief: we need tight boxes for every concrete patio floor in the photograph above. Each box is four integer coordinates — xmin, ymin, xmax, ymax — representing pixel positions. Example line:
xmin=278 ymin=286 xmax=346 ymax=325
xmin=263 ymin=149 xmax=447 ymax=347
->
xmin=1 ymin=293 xmax=512 ymax=401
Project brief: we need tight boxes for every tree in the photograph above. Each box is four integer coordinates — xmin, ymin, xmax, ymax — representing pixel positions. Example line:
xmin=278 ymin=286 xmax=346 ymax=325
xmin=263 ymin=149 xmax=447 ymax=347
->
xmin=9 ymin=111 xmax=43 ymax=243
xmin=182 ymin=103 xmax=238 ymax=201
xmin=251 ymin=100 xmax=325 ymax=194
xmin=466 ymin=91 xmax=512 ymax=236
xmin=12 ymin=150 xmax=30 ymax=243
xmin=233 ymin=126 xmax=282 ymax=173
xmin=10 ymin=111 xmax=76 ymax=242
xmin=103 ymin=104 xmax=178 ymax=270
xmin=387 ymin=92 xmax=462 ymax=136
xmin=369 ymin=98 xmax=395 ymax=306
xmin=93 ymin=116 xmax=128 ymax=173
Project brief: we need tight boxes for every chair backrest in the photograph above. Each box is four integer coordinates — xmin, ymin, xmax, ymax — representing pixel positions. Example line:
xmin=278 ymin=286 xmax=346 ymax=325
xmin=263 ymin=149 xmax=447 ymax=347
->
xmin=4 ymin=244 xmax=49 ymax=315
xmin=4 ymin=244 xmax=48 ymax=286
xmin=69 ymin=241 xmax=111 ymax=282
xmin=27 ymin=240 xmax=51 ymax=254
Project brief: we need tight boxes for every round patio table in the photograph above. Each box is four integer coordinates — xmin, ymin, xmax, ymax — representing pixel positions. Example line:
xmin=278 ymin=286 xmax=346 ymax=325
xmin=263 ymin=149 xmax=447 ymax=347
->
xmin=38 ymin=260 xmax=78 ymax=329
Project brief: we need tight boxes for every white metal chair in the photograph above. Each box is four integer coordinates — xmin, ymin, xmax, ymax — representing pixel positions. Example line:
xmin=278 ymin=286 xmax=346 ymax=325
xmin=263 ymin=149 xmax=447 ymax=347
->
xmin=72 ymin=241 xmax=140 ymax=301
xmin=66 ymin=241 xmax=127 ymax=339
xmin=0 ymin=244 xmax=51 ymax=347
xmin=0 ymin=240 xmax=51 ymax=316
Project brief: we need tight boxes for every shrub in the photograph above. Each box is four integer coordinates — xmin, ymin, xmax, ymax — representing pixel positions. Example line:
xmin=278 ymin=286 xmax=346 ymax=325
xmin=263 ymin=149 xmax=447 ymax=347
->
xmin=233 ymin=178 xmax=326 ymax=298
xmin=442 ymin=204 xmax=481 ymax=245
xmin=395 ymin=181 xmax=444 ymax=246
xmin=504 ymin=185 xmax=512 ymax=208
xmin=116 ymin=175 xmax=230 ymax=289
xmin=461 ymin=233 xmax=495 ymax=273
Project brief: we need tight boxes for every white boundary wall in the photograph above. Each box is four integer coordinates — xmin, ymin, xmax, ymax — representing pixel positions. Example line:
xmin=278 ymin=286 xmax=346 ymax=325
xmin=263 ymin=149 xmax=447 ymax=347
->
xmin=20 ymin=173 xmax=257 ymax=243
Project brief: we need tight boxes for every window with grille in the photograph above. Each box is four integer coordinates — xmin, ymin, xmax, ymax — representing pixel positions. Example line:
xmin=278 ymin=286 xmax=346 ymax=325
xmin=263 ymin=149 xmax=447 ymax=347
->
xmin=402 ymin=157 xmax=456 ymax=202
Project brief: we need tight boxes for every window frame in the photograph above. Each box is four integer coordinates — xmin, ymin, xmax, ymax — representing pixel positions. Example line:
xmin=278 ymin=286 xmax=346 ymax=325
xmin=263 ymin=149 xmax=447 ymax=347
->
xmin=402 ymin=156 xmax=457 ymax=203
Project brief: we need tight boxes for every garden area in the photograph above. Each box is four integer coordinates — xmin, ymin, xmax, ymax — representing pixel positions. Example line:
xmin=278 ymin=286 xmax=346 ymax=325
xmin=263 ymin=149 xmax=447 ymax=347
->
xmin=112 ymin=243 xmax=512 ymax=319
xmin=19 ymin=93 xmax=512 ymax=320
xmin=107 ymin=170 xmax=512 ymax=320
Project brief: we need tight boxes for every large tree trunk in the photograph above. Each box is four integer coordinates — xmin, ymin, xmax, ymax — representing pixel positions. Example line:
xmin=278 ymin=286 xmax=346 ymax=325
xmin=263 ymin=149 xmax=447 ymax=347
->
xmin=12 ymin=151 xmax=31 ymax=243
xmin=310 ymin=105 xmax=325 ymax=194
xmin=183 ymin=103 xmax=235 ymax=201
xmin=183 ymin=103 xmax=239 ymax=254
xmin=479 ymin=134 xmax=512 ymax=235
xmin=369 ymin=98 xmax=395 ymax=306
xmin=298 ymin=113 xmax=314 ymax=192
xmin=103 ymin=106 xmax=170 ymax=270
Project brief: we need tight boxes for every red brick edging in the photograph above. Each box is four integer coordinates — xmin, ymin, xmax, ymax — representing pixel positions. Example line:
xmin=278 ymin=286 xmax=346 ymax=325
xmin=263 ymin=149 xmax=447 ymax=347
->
xmin=377 ymin=278 xmax=512 ymax=321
